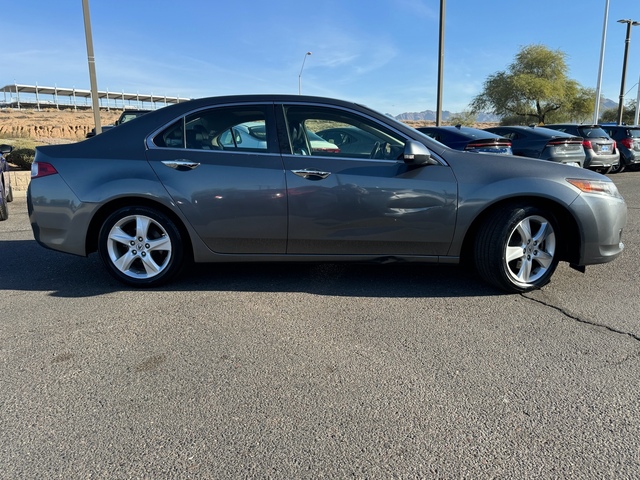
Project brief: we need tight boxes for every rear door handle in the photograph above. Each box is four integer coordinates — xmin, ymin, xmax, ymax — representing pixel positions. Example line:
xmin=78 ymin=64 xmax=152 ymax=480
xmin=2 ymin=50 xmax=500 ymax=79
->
xmin=162 ymin=160 xmax=200 ymax=170
xmin=291 ymin=168 xmax=331 ymax=180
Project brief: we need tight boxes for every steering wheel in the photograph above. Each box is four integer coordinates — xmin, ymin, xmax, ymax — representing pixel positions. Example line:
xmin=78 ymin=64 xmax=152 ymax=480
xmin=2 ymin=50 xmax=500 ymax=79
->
xmin=370 ymin=141 xmax=382 ymax=159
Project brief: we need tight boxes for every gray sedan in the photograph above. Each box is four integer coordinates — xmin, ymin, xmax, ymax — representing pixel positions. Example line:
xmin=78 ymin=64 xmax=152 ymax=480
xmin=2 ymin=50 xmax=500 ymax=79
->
xmin=27 ymin=95 xmax=627 ymax=293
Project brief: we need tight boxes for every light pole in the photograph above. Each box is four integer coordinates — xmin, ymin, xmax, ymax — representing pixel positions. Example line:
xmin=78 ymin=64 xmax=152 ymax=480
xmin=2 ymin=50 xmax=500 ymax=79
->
xmin=298 ymin=52 xmax=312 ymax=95
xmin=82 ymin=0 xmax=101 ymax=134
xmin=616 ymin=19 xmax=639 ymax=125
xmin=436 ymin=0 xmax=445 ymax=126
xmin=593 ymin=0 xmax=609 ymax=124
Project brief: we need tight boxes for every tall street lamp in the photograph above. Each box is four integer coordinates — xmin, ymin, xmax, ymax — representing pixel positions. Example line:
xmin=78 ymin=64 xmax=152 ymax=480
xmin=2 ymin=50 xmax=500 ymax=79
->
xmin=593 ymin=0 xmax=610 ymax=124
xmin=616 ymin=19 xmax=639 ymax=125
xmin=298 ymin=52 xmax=312 ymax=95
xmin=82 ymin=0 xmax=101 ymax=134
xmin=436 ymin=0 xmax=445 ymax=126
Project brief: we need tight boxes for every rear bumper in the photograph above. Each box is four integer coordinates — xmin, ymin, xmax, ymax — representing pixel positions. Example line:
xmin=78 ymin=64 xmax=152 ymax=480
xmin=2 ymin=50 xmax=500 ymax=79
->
xmin=584 ymin=152 xmax=620 ymax=169
xmin=27 ymin=176 xmax=96 ymax=256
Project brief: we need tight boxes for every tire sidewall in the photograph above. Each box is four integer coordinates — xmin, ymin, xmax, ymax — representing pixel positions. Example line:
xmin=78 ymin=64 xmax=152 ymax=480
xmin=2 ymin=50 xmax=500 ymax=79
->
xmin=98 ymin=206 xmax=183 ymax=287
xmin=475 ymin=205 xmax=560 ymax=293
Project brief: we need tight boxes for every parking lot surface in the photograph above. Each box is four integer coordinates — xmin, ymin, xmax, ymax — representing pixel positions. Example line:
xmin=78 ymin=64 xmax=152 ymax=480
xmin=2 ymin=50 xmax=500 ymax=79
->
xmin=2 ymin=173 xmax=639 ymax=478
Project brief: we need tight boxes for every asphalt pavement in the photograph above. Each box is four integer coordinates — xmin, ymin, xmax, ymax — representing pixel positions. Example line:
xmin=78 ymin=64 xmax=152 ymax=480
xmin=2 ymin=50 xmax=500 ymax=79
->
xmin=1 ymin=173 xmax=639 ymax=478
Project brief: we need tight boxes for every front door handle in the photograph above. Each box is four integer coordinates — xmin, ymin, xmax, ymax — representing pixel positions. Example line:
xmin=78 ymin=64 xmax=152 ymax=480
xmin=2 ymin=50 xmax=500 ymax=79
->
xmin=291 ymin=168 xmax=331 ymax=180
xmin=162 ymin=160 xmax=200 ymax=171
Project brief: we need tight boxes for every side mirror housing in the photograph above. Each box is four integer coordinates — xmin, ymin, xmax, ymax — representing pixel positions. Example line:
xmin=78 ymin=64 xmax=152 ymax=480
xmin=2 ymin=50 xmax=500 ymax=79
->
xmin=0 ymin=144 xmax=13 ymax=155
xmin=403 ymin=140 xmax=436 ymax=166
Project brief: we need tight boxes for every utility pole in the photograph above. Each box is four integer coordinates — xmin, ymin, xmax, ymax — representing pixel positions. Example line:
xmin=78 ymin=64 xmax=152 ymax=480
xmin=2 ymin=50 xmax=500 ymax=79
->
xmin=436 ymin=0 xmax=445 ymax=126
xmin=616 ymin=19 xmax=639 ymax=125
xmin=593 ymin=0 xmax=609 ymax=124
xmin=82 ymin=0 xmax=101 ymax=134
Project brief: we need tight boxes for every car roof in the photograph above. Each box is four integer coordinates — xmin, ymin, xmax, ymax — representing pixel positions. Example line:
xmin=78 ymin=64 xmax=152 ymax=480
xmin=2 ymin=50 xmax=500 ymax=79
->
xmin=419 ymin=126 xmax=506 ymax=139
xmin=487 ymin=125 xmax=576 ymax=138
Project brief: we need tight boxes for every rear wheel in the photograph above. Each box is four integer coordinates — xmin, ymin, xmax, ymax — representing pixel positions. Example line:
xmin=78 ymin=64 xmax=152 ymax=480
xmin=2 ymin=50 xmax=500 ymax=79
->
xmin=609 ymin=161 xmax=625 ymax=174
xmin=7 ymin=184 xmax=13 ymax=202
xmin=98 ymin=206 xmax=184 ymax=287
xmin=474 ymin=205 xmax=559 ymax=293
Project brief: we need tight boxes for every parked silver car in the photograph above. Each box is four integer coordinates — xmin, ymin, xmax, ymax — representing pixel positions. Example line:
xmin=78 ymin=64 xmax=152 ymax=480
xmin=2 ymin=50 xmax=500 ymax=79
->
xmin=485 ymin=126 xmax=586 ymax=167
xmin=27 ymin=95 xmax=627 ymax=293
xmin=544 ymin=124 xmax=620 ymax=173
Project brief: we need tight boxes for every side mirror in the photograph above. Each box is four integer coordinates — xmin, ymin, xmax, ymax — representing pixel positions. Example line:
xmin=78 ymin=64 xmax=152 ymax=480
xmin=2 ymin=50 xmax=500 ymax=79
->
xmin=403 ymin=140 xmax=435 ymax=166
xmin=0 ymin=144 xmax=13 ymax=155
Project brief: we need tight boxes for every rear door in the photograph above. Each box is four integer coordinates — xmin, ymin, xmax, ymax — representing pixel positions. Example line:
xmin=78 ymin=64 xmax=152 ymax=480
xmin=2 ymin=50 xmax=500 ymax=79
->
xmin=145 ymin=103 xmax=288 ymax=254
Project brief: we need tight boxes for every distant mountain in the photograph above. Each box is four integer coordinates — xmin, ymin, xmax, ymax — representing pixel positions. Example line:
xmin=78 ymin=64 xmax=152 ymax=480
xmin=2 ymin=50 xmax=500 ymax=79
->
xmin=395 ymin=98 xmax=619 ymax=124
xmin=600 ymin=98 xmax=618 ymax=111
xmin=394 ymin=109 xmax=499 ymax=123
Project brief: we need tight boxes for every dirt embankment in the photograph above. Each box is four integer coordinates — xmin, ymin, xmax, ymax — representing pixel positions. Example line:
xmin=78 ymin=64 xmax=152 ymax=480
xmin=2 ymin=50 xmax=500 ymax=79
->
xmin=0 ymin=109 xmax=122 ymax=141
xmin=0 ymin=108 xmax=498 ymax=142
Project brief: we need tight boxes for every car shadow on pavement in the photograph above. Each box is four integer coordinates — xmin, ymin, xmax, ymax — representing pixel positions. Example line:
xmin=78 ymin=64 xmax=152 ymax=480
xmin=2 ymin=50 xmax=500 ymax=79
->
xmin=2 ymin=239 xmax=501 ymax=298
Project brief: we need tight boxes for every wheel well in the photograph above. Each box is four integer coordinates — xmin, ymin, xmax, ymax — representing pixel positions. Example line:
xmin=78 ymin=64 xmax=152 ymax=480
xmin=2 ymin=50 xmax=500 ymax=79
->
xmin=85 ymin=197 xmax=193 ymax=260
xmin=459 ymin=197 xmax=581 ymax=267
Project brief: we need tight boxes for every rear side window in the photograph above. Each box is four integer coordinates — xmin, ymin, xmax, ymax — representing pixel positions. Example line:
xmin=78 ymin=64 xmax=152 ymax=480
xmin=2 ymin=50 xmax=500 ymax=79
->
xmin=153 ymin=106 xmax=271 ymax=152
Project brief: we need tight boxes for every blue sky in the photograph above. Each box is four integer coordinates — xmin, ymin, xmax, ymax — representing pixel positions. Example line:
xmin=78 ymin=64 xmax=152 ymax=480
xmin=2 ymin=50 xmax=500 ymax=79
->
xmin=1 ymin=0 xmax=639 ymax=116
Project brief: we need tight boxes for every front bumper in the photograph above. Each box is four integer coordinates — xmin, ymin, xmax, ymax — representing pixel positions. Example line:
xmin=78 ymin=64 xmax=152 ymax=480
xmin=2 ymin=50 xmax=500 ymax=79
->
xmin=570 ymin=191 xmax=627 ymax=266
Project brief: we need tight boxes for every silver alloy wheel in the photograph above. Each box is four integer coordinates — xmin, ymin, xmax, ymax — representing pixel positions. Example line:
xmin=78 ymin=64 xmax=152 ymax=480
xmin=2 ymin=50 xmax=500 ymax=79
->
xmin=106 ymin=214 xmax=173 ymax=280
xmin=504 ymin=214 xmax=556 ymax=285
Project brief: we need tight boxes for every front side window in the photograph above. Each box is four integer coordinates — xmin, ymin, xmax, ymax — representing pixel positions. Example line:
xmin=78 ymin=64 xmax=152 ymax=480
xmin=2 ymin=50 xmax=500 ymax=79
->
xmin=283 ymin=105 xmax=406 ymax=160
xmin=153 ymin=106 xmax=270 ymax=152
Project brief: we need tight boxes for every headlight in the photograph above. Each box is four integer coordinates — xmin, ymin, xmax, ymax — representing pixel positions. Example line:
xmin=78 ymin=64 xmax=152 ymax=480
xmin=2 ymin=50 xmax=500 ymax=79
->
xmin=566 ymin=178 xmax=622 ymax=199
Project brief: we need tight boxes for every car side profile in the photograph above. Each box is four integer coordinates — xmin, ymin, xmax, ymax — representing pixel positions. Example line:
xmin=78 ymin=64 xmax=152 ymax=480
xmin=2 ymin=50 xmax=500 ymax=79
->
xmin=27 ymin=95 xmax=627 ymax=293
xmin=544 ymin=124 xmax=619 ymax=174
xmin=484 ymin=125 xmax=587 ymax=167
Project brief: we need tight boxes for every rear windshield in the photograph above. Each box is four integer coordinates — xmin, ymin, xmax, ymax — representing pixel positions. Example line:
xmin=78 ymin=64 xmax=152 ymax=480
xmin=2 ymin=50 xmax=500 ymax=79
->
xmin=578 ymin=126 xmax=609 ymax=138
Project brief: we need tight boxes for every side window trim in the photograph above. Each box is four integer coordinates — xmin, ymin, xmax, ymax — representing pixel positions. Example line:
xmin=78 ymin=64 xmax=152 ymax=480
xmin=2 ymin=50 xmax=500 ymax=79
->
xmin=146 ymin=102 xmax=279 ymax=153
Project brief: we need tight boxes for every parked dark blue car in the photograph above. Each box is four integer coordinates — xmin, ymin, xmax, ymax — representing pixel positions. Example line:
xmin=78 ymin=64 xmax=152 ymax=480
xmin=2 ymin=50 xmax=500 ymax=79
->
xmin=0 ymin=144 xmax=14 ymax=221
xmin=416 ymin=126 xmax=513 ymax=155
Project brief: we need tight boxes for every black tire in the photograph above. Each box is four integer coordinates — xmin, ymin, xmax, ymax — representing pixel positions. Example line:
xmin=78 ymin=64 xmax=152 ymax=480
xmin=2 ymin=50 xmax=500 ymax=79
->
xmin=474 ymin=205 xmax=560 ymax=293
xmin=7 ymin=184 xmax=13 ymax=202
xmin=98 ymin=206 xmax=184 ymax=287
xmin=0 ymin=178 xmax=8 ymax=221
xmin=609 ymin=161 xmax=625 ymax=174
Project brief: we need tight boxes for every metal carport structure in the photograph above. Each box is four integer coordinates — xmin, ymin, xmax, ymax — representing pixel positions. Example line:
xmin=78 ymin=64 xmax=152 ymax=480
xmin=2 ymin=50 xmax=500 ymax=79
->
xmin=0 ymin=83 xmax=191 ymax=110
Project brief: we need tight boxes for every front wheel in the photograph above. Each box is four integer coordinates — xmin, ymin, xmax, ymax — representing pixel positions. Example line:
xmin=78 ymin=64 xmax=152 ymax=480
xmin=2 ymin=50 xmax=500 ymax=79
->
xmin=98 ymin=206 xmax=184 ymax=287
xmin=474 ymin=205 xmax=560 ymax=293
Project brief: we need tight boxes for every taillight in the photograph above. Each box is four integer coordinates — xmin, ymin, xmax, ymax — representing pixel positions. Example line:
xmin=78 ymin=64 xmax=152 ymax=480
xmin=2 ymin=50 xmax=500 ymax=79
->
xmin=582 ymin=140 xmax=593 ymax=150
xmin=621 ymin=138 xmax=634 ymax=149
xmin=31 ymin=162 xmax=58 ymax=178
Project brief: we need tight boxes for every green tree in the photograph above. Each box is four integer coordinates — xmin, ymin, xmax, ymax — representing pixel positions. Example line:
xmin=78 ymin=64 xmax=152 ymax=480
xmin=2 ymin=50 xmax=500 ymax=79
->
xmin=446 ymin=110 xmax=477 ymax=126
xmin=470 ymin=44 xmax=593 ymax=125
xmin=599 ymin=100 xmax=637 ymax=124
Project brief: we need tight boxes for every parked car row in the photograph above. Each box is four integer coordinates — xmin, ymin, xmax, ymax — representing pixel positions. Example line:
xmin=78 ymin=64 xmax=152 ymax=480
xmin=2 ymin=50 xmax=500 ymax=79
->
xmin=416 ymin=123 xmax=640 ymax=175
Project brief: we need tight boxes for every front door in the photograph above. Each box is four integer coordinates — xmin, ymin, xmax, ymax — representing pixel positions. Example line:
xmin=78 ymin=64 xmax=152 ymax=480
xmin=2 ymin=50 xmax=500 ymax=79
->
xmin=279 ymin=105 xmax=457 ymax=256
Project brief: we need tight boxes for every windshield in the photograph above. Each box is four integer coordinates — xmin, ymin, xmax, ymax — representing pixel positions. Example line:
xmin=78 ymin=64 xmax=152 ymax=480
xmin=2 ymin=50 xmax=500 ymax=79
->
xmin=578 ymin=126 xmax=609 ymax=138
